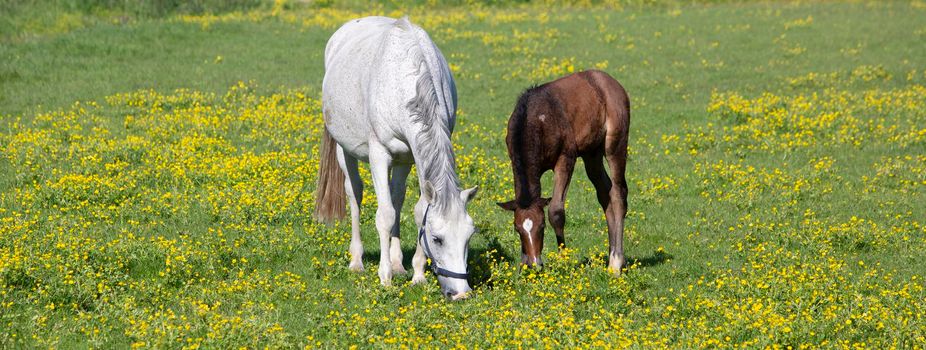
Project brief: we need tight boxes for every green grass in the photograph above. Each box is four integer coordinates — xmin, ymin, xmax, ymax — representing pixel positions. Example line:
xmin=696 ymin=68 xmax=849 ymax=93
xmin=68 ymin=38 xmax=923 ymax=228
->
xmin=1 ymin=0 xmax=925 ymax=347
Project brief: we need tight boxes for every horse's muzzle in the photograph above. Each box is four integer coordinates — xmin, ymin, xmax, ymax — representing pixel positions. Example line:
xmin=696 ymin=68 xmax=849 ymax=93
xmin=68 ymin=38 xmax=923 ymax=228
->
xmin=447 ymin=291 xmax=470 ymax=301
xmin=438 ymin=275 xmax=472 ymax=301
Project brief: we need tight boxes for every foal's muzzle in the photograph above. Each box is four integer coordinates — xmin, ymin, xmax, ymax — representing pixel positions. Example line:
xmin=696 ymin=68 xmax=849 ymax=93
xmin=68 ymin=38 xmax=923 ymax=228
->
xmin=521 ymin=254 xmax=544 ymax=268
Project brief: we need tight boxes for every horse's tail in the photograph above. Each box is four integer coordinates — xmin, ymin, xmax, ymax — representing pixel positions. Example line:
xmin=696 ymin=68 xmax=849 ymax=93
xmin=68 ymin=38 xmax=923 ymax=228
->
xmin=315 ymin=126 xmax=346 ymax=224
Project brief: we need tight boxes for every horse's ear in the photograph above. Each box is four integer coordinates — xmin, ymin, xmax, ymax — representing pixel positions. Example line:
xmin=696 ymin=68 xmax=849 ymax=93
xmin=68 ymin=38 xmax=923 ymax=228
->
xmin=460 ymin=186 xmax=478 ymax=204
xmin=422 ymin=181 xmax=436 ymax=203
xmin=496 ymin=200 xmax=517 ymax=211
xmin=541 ymin=197 xmax=552 ymax=207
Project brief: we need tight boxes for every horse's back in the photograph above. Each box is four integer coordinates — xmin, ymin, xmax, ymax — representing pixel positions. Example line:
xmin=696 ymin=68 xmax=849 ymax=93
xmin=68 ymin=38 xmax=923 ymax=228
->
xmin=324 ymin=16 xmax=395 ymax=70
xmin=322 ymin=16 xmax=399 ymax=157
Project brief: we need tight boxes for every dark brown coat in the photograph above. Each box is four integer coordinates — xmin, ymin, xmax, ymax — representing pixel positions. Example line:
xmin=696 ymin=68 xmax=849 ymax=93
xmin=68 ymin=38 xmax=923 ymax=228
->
xmin=498 ymin=70 xmax=630 ymax=274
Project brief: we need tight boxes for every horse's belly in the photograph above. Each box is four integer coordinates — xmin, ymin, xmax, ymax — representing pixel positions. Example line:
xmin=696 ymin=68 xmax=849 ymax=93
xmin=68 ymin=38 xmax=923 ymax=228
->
xmin=322 ymin=107 xmax=364 ymax=153
xmin=383 ymin=137 xmax=413 ymax=163
xmin=325 ymin=108 xmax=415 ymax=162
xmin=331 ymin=128 xmax=370 ymax=159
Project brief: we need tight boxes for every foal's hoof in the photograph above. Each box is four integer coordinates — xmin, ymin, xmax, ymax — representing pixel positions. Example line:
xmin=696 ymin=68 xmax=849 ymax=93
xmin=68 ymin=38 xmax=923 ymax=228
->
xmin=348 ymin=260 xmax=365 ymax=272
xmin=608 ymin=261 xmax=626 ymax=277
xmin=391 ymin=263 xmax=407 ymax=274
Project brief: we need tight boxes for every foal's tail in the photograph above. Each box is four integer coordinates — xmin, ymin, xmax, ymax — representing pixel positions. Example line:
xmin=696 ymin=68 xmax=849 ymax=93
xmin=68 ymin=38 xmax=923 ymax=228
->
xmin=315 ymin=126 xmax=346 ymax=224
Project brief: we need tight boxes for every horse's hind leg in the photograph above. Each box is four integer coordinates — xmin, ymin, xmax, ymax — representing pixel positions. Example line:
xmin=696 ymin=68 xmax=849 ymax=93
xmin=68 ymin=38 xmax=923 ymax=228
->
xmin=604 ymin=135 xmax=629 ymax=275
xmin=584 ymin=149 xmax=626 ymax=275
xmin=368 ymin=141 xmax=398 ymax=286
xmin=549 ymin=156 xmax=576 ymax=249
xmin=583 ymin=153 xmax=611 ymax=209
xmin=388 ymin=164 xmax=411 ymax=274
xmin=338 ymin=147 xmax=365 ymax=272
xmin=583 ymin=152 xmax=614 ymax=246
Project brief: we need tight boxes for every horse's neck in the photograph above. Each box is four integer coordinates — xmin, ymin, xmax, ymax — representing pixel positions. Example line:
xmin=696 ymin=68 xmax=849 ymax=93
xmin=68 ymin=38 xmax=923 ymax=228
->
xmin=412 ymin=127 xmax=460 ymax=203
xmin=404 ymin=38 xmax=460 ymax=206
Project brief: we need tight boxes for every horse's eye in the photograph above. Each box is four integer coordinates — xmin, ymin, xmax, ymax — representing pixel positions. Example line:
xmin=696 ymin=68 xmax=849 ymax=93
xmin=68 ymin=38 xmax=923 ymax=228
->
xmin=432 ymin=236 xmax=444 ymax=245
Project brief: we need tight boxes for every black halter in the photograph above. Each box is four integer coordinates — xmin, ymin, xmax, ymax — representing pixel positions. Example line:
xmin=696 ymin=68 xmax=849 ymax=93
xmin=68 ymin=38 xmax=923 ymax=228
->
xmin=418 ymin=204 xmax=469 ymax=280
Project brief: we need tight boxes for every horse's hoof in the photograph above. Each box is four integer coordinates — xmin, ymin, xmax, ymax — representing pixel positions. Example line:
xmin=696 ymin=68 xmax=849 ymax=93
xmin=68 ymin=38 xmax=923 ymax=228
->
xmin=411 ymin=275 xmax=426 ymax=285
xmin=391 ymin=264 xmax=407 ymax=274
xmin=349 ymin=261 xmax=364 ymax=272
xmin=378 ymin=267 xmax=392 ymax=286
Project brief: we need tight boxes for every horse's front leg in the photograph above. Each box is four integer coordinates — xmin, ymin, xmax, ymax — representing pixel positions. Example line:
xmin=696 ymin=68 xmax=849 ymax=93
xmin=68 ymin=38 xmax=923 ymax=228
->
xmin=411 ymin=198 xmax=428 ymax=285
xmin=368 ymin=142 xmax=397 ymax=286
xmin=549 ymin=155 xmax=576 ymax=249
xmin=389 ymin=164 xmax=412 ymax=274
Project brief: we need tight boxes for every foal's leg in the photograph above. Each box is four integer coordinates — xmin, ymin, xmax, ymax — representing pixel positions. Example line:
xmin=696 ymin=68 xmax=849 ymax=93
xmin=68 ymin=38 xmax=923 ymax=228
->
xmin=583 ymin=152 xmax=624 ymax=275
xmin=604 ymin=138 xmax=629 ymax=275
xmin=549 ymin=156 xmax=576 ymax=249
xmin=389 ymin=164 xmax=411 ymax=274
xmin=338 ymin=147 xmax=365 ymax=272
xmin=368 ymin=141 xmax=397 ymax=286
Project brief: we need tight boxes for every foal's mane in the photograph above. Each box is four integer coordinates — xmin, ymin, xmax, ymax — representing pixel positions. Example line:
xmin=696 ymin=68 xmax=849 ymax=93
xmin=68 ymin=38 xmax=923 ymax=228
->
xmin=508 ymin=85 xmax=554 ymax=208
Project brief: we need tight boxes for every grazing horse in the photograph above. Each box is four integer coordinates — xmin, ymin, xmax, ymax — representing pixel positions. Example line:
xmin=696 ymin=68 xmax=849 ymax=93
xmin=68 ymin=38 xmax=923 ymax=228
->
xmin=315 ymin=16 xmax=478 ymax=299
xmin=497 ymin=70 xmax=630 ymax=275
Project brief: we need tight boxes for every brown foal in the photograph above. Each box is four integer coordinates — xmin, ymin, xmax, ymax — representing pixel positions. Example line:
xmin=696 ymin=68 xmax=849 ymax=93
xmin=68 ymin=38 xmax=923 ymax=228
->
xmin=497 ymin=70 xmax=630 ymax=275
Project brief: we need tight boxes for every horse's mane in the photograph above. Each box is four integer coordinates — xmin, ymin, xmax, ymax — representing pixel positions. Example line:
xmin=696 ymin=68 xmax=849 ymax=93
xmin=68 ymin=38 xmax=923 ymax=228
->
xmin=400 ymin=17 xmax=461 ymax=212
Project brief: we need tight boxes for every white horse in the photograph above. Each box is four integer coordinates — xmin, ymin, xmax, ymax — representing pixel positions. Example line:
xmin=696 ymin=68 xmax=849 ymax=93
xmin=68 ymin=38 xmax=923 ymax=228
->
xmin=315 ymin=16 xmax=478 ymax=300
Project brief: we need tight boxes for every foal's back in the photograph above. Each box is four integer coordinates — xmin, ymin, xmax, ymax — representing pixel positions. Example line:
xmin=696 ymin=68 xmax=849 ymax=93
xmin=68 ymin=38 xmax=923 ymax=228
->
xmin=543 ymin=70 xmax=629 ymax=155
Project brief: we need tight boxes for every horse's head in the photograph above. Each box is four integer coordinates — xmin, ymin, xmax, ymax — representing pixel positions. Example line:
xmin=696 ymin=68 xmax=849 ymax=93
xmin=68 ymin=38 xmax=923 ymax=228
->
xmin=497 ymin=197 xmax=551 ymax=267
xmin=417 ymin=181 xmax=478 ymax=300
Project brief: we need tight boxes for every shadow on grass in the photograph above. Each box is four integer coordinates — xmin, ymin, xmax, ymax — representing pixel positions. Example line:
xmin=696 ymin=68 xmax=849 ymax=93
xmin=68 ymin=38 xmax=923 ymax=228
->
xmin=628 ymin=249 xmax=673 ymax=268
xmin=468 ymin=236 xmax=513 ymax=288
xmin=360 ymin=233 xmax=514 ymax=288
xmin=577 ymin=249 xmax=673 ymax=270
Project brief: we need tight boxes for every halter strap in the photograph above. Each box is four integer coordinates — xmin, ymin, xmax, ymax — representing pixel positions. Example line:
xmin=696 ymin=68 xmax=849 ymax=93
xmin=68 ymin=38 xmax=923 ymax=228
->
xmin=418 ymin=204 xmax=469 ymax=280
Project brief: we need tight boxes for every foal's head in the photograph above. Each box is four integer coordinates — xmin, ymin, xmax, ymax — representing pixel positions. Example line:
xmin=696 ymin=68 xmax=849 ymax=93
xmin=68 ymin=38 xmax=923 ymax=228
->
xmin=497 ymin=197 xmax=551 ymax=267
xmin=497 ymin=87 xmax=556 ymax=267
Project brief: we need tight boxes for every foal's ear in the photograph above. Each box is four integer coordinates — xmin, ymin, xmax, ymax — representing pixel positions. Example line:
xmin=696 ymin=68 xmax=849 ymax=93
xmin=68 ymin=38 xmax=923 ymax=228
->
xmin=541 ymin=197 xmax=552 ymax=207
xmin=496 ymin=200 xmax=517 ymax=211
xmin=460 ymin=186 xmax=478 ymax=204
xmin=422 ymin=181 xmax=436 ymax=203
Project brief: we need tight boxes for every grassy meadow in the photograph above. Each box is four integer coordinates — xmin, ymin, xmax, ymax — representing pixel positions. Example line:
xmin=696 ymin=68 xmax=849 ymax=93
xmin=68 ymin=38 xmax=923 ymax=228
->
xmin=1 ymin=0 xmax=925 ymax=348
